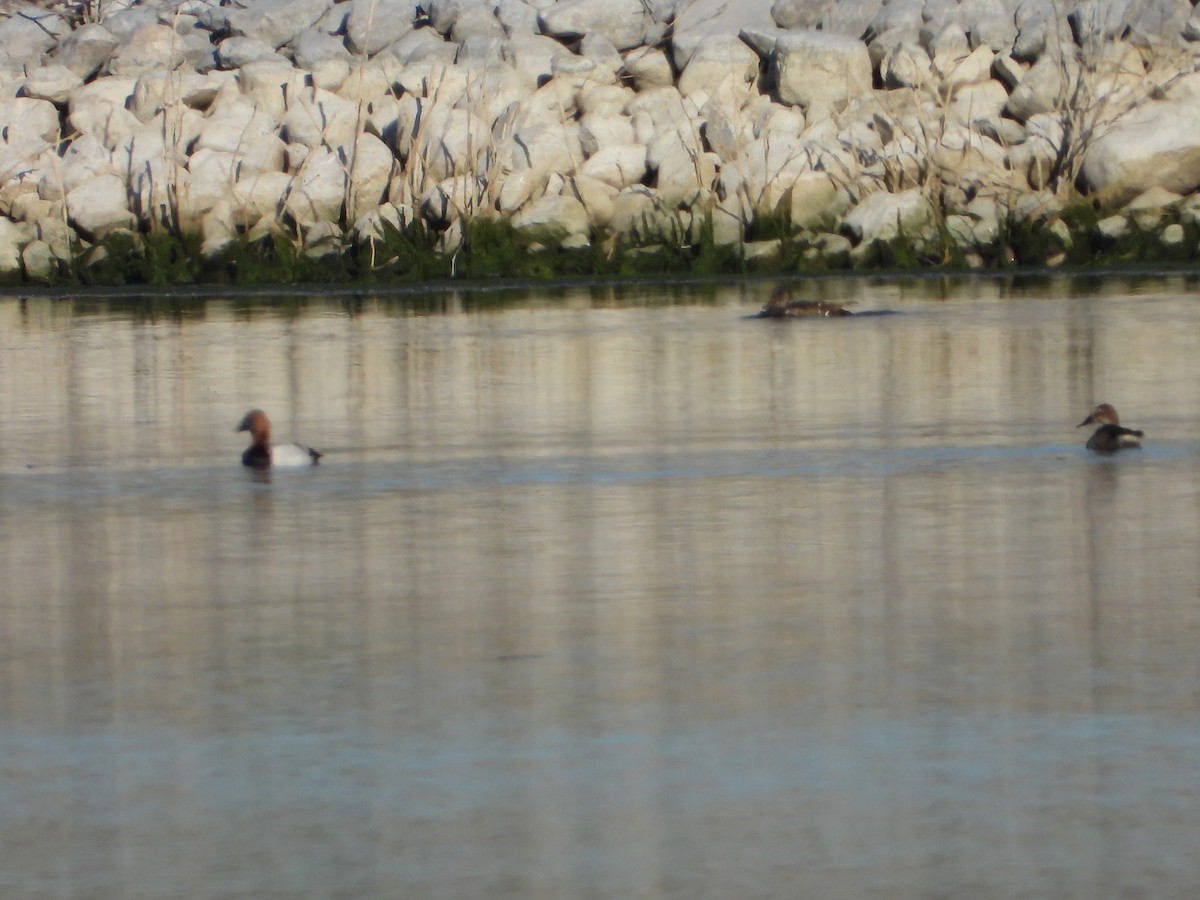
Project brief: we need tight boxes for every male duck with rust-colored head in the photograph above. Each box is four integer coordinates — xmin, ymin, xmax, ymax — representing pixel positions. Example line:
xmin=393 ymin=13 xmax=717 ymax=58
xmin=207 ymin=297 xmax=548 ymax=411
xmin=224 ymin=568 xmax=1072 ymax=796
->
xmin=236 ymin=409 xmax=323 ymax=468
xmin=1077 ymin=403 xmax=1143 ymax=453
xmin=758 ymin=285 xmax=852 ymax=318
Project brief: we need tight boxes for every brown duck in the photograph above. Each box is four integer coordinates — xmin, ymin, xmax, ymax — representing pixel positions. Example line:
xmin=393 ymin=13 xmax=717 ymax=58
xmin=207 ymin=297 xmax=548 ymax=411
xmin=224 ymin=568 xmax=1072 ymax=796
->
xmin=757 ymin=286 xmax=852 ymax=318
xmin=1077 ymin=403 xmax=1143 ymax=453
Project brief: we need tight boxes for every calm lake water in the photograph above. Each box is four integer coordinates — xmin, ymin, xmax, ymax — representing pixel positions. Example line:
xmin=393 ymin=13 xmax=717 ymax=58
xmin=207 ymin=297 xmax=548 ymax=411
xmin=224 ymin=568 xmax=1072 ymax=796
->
xmin=3 ymin=273 xmax=1200 ymax=898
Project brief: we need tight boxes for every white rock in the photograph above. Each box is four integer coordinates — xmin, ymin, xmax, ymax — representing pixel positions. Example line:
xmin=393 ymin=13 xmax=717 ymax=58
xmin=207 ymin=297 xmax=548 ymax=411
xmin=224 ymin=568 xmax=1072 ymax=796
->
xmin=881 ymin=41 xmax=930 ymax=88
xmin=1004 ymin=56 xmax=1067 ymax=122
xmin=1096 ymin=214 xmax=1129 ymax=239
xmin=67 ymin=77 xmax=140 ymax=148
xmin=501 ymin=121 xmax=583 ymax=178
xmin=496 ymin=169 xmax=544 ymax=214
xmin=345 ymin=0 xmax=417 ymax=55
xmin=512 ymin=192 xmax=590 ymax=240
xmin=579 ymin=113 xmax=636 ymax=156
xmin=289 ymin=146 xmax=349 ymax=225
xmin=21 ymin=239 xmax=55 ymax=278
xmin=0 ymin=216 xmax=23 ymax=271
xmin=292 ymin=28 xmax=353 ymax=70
xmin=496 ymin=0 xmax=543 ymax=33
xmin=21 ymin=64 xmax=82 ymax=105
xmin=108 ymin=24 xmax=188 ymax=77
xmin=946 ymin=79 xmax=1009 ymax=127
xmin=227 ymin=0 xmax=335 ymax=49
xmin=425 ymin=0 xmax=487 ymax=37
xmin=47 ymin=133 xmax=119 ymax=200
xmin=788 ymin=171 xmax=855 ymax=229
xmin=417 ymin=107 xmax=493 ymax=182
xmin=131 ymin=155 xmax=190 ymax=229
xmin=53 ymin=22 xmax=119 ymax=79
xmin=420 ymin=175 xmax=486 ymax=226
xmin=347 ymin=133 xmax=396 ymax=219
xmin=677 ymin=33 xmax=760 ymax=98
xmin=452 ymin=5 xmax=505 ymax=43
xmin=940 ymin=44 xmax=995 ymax=91
xmin=353 ymin=202 xmax=410 ymax=245
xmin=1081 ymin=101 xmax=1200 ymax=205
xmin=236 ymin=61 xmax=307 ymax=119
xmin=186 ymin=148 xmax=239 ymax=212
xmin=0 ymin=4 xmax=70 ymax=70
xmin=567 ymin=173 xmax=618 ymax=227
xmin=302 ymin=220 xmax=344 ymax=257
xmin=194 ymin=98 xmax=280 ymax=155
xmin=503 ymin=31 xmax=576 ymax=84
xmin=217 ymin=37 xmax=288 ymax=69
xmin=657 ymin=146 xmax=719 ymax=206
xmin=281 ymin=88 xmax=359 ymax=150
xmin=622 ymin=47 xmax=675 ymax=91
xmin=65 ymin=172 xmax=136 ymax=238
xmin=970 ymin=13 xmax=1018 ymax=52
xmin=771 ymin=30 xmax=873 ymax=113
xmin=232 ymin=171 xmax=294 ymax=222
xmin=130 ymin=70 xmax=220 ymax=122
xmin=578 ymin=83 xmax=633 ymax=119
xmin=539 ymin=0 xmax=655 ymax=51
xmin=841 ymin=188 xmax=937 ymax=244
xmin=0 ymin=98 xmax=59 ymax=150
xmin=579 ymin=144 xmax=648 ymax=189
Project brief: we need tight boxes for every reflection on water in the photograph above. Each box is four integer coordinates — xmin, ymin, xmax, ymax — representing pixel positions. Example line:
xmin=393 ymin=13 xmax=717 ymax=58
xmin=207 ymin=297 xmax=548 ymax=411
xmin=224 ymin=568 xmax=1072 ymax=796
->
xmin=3 ymin=274 xmax=1200 ymax=898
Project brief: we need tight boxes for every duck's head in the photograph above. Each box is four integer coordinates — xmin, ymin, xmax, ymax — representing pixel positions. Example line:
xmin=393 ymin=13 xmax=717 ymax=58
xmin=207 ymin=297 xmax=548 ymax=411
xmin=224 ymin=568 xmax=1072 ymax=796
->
xmin=236 ymin=409 xmax=271 ymax=441
xmin=1077 ymin=403 xmax=1120 ymax=428
xmin=763 ymin=285 xmax=792 ymax=314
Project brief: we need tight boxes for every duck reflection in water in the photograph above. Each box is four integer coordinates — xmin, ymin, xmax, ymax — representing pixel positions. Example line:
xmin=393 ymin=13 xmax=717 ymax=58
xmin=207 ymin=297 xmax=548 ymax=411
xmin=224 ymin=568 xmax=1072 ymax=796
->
xmin=1077 ymin=403 xmax=1143 ymax=453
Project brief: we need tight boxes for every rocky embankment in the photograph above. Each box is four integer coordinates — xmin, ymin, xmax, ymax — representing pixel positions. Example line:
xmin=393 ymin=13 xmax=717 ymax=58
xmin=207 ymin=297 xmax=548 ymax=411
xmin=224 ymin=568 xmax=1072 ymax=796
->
xmin=3 ymin=0 xmax=1200 ymax=282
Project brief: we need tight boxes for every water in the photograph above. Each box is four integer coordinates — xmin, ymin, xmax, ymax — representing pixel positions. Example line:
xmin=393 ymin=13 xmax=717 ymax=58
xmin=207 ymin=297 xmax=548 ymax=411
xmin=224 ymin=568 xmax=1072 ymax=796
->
xmin=3 ymin=274 xmax=1200 ymax=898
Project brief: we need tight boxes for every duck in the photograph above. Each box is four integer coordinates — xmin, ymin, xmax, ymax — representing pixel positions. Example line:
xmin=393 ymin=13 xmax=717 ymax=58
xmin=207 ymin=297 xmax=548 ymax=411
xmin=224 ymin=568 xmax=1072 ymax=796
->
xmin=236 ymin=409 xmax=323 ymax=468
xmin=757 ymin=285 xmax=852 ymax=318
xmin=1076 ymin=403 xmax=1143 ymax=453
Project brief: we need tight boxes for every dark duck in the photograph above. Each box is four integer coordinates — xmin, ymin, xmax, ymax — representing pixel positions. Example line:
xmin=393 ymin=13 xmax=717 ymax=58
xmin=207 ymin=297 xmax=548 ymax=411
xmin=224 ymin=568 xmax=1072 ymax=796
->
xmin=1077 ymin=403 xmax=1143 ymax=453
xmin=757 ymin=285 xmax=852 ymax=318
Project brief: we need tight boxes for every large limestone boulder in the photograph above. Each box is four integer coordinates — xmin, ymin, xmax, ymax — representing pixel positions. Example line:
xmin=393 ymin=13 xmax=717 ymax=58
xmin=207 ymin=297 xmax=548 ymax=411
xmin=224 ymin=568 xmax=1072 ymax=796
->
xmin=193 ymin=98 xmax=280 ymax=156
xmin=788 ymin=171 xmax=856 ymax=230
xmin=232 ymin=171 xmax=293 ymax=223
xmin=0 ymin=3 xmax=70 ymax=72
xmin=417 ymin=108 xmax=494 ymax=182
xmin=512 ymin=192 xmax=591 ymax=241
xmin=1080 ymin=101 xmax=1200 ymax=205
xmin=66 ymin=76 xmax=142 ymax=149
xmin=224 ymin=0 xmax=335 ymax=49
xmin=44 ymin=133 xmax=115 ymax=198
xmin=0 ymin=99 xmax=60 ymax=152
xmin=579 ymin=144 xmax=648 ymax=189
xmin=840 ymin=188 xmax=937 ymax=244
xmin=186 ymin=148 xmax=239 ymax=212
xmin=108 ymin=24 xmax=189 ymax=77
xmin=22 ymin=64 xmax=83 ymax=105
xmin=289 ymin=146 xmax=349 ymax=225
xmin=345 ymin=0 xmax=417 ymax=55
xmin=677 ymin=33 xmax=760 ymax=98
xmin=52 ymin=22 xmax=118 ymax=79
xmin=347 ymin=133 xmax=397 ymax=219
xmin=281 ymin=88 xmax=359 ymax=150
xmin=65 ymin=172 xmax=137 ymax=238
xmin=539 ymin=0 xmax=656 ymax=51
xmin=768 ymin=31 xmax=873 ymax=112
